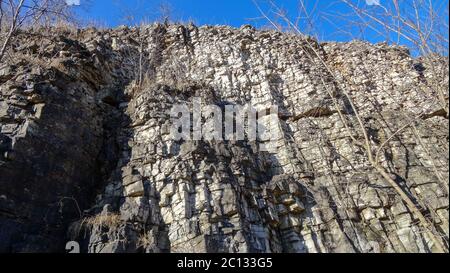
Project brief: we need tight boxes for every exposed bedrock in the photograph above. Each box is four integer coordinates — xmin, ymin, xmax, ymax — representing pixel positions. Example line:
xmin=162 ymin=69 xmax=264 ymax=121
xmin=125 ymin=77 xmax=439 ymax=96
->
xmin=0 ymin=24 xmax=448 ymax=253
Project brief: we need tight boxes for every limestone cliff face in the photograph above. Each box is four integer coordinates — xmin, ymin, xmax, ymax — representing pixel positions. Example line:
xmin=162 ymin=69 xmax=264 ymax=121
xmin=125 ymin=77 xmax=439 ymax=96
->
xmin=0 ymin=24 xmax=448 ymax=253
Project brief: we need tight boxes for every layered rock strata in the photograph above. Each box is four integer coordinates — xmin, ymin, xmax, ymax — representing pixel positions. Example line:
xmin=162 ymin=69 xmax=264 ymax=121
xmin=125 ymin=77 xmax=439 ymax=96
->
xmin=0 ymin=24 xmax=448 ymax=253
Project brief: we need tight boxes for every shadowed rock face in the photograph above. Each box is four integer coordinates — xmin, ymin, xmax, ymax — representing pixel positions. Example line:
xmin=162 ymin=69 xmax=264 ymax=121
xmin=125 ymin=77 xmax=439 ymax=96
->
xmin=0 ymin=24 xmax=448 ymax=253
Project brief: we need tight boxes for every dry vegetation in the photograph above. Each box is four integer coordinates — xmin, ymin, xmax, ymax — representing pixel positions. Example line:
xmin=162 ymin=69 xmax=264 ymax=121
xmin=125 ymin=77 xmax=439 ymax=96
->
xmin=137 ymin=232 xmax=154 ymax=249
xmin=0 ymin=0 xmax=76 ymax=62
xmin=68 ymin=213 xmax=122 ymax=240
xmin=83 ymin=213 xmax=122 ymax=230
xmin=1 ymin=0 xmax=448 ymax=252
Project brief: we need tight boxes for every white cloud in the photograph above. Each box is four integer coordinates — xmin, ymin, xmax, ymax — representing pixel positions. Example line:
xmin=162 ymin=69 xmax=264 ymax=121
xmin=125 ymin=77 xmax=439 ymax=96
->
xmin=365 ymin=0 xmax=388 ymax=13
xmin=65 ymin=0 xmax=80 ymax=6
xmin=366 ymin=0 xmax=381 ymax=6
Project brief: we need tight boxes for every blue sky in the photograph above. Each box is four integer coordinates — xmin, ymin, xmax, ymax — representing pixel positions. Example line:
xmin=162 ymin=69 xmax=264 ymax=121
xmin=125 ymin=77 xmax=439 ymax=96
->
xmin=72 ymin=1 xmax=371 ymax=39
xmin=71 ymin=0 xmax=449 ymax=54
xmin=74 ymin=0 xmax=288 ymax=28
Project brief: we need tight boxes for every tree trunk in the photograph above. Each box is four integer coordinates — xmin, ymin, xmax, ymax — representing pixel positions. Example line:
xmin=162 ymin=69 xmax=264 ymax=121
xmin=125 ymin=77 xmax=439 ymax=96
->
xmin=0 ymin=0 xmax=26 ymax=63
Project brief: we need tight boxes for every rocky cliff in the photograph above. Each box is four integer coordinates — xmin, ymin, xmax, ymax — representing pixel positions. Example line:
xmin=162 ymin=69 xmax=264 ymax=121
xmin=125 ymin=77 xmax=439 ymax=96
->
xmin=0 ymin=23 xmax=448 ymax=253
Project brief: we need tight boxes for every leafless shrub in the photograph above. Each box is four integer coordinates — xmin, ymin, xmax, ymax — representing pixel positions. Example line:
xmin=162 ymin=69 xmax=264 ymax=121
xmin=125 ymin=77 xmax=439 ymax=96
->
xmin=84 ymin=213 xmax=121 ymax=230
xmin=0 ymin=0 xmax=75 ymax=62
xmin=68 ymin=212 xmax=122 ymax=240
xmin=137 ymin=232 xmax=154 ymax=249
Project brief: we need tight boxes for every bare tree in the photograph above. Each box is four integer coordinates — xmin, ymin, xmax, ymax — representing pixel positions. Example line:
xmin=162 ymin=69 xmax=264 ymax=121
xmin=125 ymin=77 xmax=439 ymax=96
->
xmin=253 ymin=0 xmax=448 ymax=253
xmin=0 ymin=0 xmax=73 ymax=62
xmin=0 ymin=0 xmax=25 ymax=62
xmin=337 ymin=0 xmax=449 ymax=117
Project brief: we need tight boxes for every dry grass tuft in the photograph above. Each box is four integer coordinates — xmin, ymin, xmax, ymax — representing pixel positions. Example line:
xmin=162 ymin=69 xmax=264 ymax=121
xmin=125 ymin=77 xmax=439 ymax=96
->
xmin=83 ymin=213 xmax=122 ymax=230
xmin=137 ymin=232 xmax=154 ymax=249
xmin=68 ymin=213 xmax=122 ymax=240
